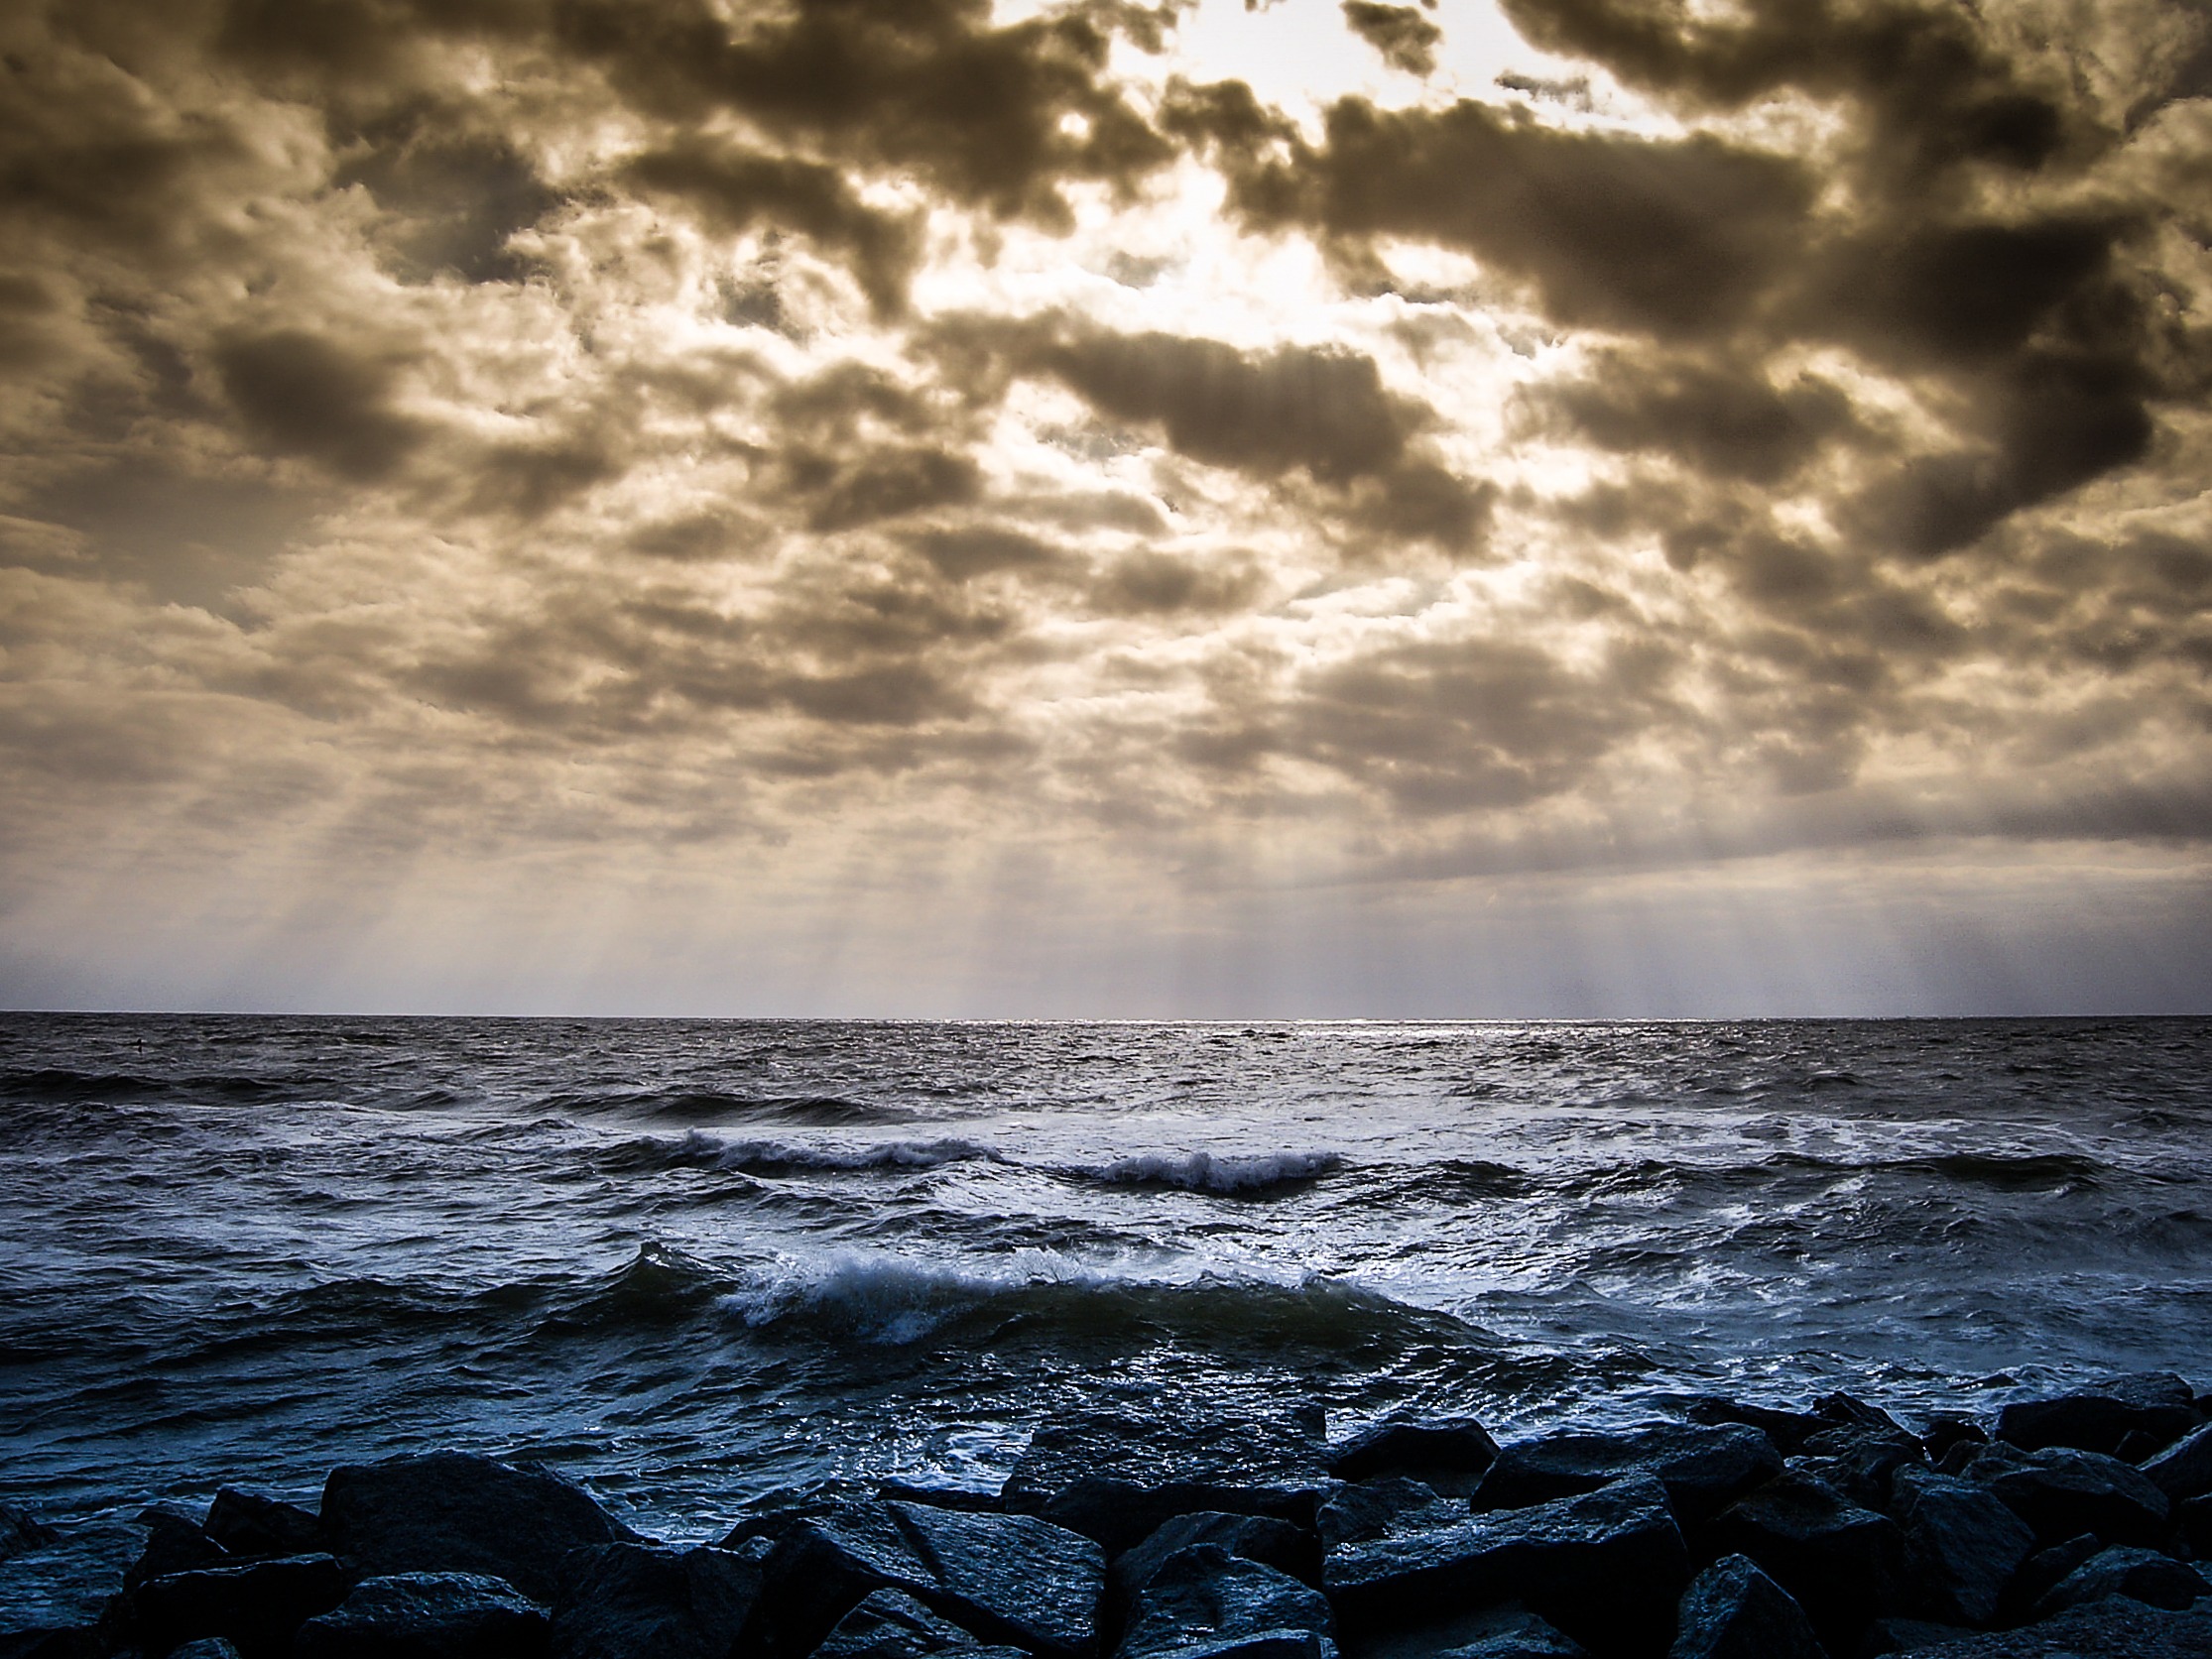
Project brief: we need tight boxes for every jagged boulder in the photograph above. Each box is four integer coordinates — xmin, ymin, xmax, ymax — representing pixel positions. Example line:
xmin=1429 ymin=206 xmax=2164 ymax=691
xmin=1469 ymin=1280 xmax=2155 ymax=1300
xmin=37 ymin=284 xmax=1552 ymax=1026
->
xmin=814 ymin=1589 xmax=1027 ymax=1659
xmin=1996 ymin=1376 xmax=2200 ymax=1460
xmin=1315 ymin=1482 xmax=1456 ymax=1553
xmin=124 ymin=1509 xmax=230 ymax=1589
xmin=0 ymin=1515 xmax=146 ymax=1658
xmin=1117 ymin=1544 xmax=1333 ymax=1659
xmin=171 ymin=1640 xmax=246 ymax=1659
xmin=1003 ymin=1416 xmax=1330 ymax=1556
xmin=203 ymin=1489 xmax=325 ymax=1559
xmin=1887 ymin=1596 xmax=2212 ymax=1656
xmin=1666 ymin=1554 xmax=1824 ymax=1659
xmin=2005 ymin=1536 xmax=2103 ymax=1621
xmin=1325 ymin=1473 xmax=1688 ymax=1655
xmin=321 ymin=1453 xmax=633 ymax=1603
xmin=1683 ymin=1401 xmax=1826 ymax=1456
xmin=2145 ymin=1427 xmax=2212 ymax=1504
xmin=1473 ymin=1425 xmax=1782 ymax=1524
xmin=1328 ymin=1421 xmax=1501 ymax=1495
xmin=2031 ymin=1546 xmax=2209 ymax=1618
xmin=1961 ymin=1445 xmax=2169 ymax=1547
xmin=293 ymin=1571 xmax=548 ymax=1658
xmin=1891 ymin=1467 xmax=2036 ymax=1628
xmin=1706 ymin=1470 xmax=1912 ymax=1651
xmin=132 ymin=1553 xmax=352 ymax=1659
xmin=548 ymin=1542 xmax=762 ymax=1659
xmin=1111 ymin=1513 xmax=1318 ymax=1620
xmin=1356 ymin=1604 xmax=1587 ymax=1659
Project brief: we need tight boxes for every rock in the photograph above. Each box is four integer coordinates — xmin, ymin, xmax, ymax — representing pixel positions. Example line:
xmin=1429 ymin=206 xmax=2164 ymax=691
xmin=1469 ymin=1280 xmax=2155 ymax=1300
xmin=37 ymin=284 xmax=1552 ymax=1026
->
xmin=1111 ymin=1514 xmax=1319 ymax=1619
xmin=1793 ymin=1424 xmax=1926 ymax=1512
xmin=0 ymin=1510 xmax=60 ymax=1565
xmin=1324 ymin=1473 xmax=1688 ymax=1655
xmin=321 ymin=1452 xmax=633 ymax=1603
xmin=1003 ymin=1416 xmax=1331 ymax=1557
xmin=0 ymin=1516 xmax=145 ymax=1658
xmin=1813 ymin=1395 xmax=1906 ymax=1433
xmin=203 ymin=1488 xmax=325 ymax=1559
xmin=879 ymin=1484 xmax=1007 ymax=1514
xmin=1366 ymin=1604 xmax=1589 ymax=1659
xmin=1885 ymin=1596 xmax=2212 ymax=1656
xmin=1705 ymin=1470 xmax=1912 ymax=1651
xmin=125 ymin=1508 xmax=230 ymax=1589
xmin=1919 ymin=1421 xmax=1989 ymax=1467
xmin=815 ymin=1589 xmax=1023 ymax=1659
xmin=1864 ymin=1617 xmax=1974 ymax=1651
xmin=1997 ymin=1376 xmax=2200 ymax=1459
xmin=293 ymin=1571 xmax=548 ymax=1658
xmin=1962 ymin=1445 xmax=2170 ymax=1547
xmin=1683 ymin=1400 xmax=1827 ymax=1456
xmin=2006 ymin=1536 xmax=2103 ymax=1620
xmin=1315 ymin=1483 xmax=1454 ymax=1553
xmin=2031 ymin=1546 xmax=2210 ymax=1618
xmin=548 ymin=1542 xmax=761 ymax=1659
xmin=171 ymin=1640 xmax=247 ymax=1659
xmin=2179 ymin=1496 xmax=2212 ymax=1560
xmin=1329 ymin=1421 xmax=1501 ymax=1495
xmin=1891 ymin=1467 xmax=2036 ymax=1628
xmin=1665 ymin=1554 xmax=1823 ymax=1659
xmin=2145 ymin=1427 xmax=2212 ymax=1504
xmin=1472 ymin=1424 xmax=1782 ymax=1524
xmin=132 ymin=1553 xmax=352 ymax=1659
xmin=1117 ymin=1544 xmax=1333 ymax=1659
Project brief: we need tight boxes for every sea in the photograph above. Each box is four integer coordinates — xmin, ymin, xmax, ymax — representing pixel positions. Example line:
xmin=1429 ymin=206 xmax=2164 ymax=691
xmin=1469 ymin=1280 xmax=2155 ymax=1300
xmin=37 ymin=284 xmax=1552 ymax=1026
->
xmin=3 ymin=1014 xmax=2209 ymax=1539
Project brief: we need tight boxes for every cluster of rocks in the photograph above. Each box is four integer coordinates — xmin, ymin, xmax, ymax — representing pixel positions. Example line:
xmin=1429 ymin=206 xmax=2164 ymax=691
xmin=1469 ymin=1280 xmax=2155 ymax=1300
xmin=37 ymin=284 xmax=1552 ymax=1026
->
xmin=7 ymin=1373 xmax=2212 ymax=1659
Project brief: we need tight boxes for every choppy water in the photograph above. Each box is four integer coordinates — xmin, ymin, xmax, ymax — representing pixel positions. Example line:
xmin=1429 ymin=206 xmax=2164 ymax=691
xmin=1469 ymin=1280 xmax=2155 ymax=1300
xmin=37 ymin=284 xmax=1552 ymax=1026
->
xmin=3 ymin=1015 xmax=2209 ymax=1538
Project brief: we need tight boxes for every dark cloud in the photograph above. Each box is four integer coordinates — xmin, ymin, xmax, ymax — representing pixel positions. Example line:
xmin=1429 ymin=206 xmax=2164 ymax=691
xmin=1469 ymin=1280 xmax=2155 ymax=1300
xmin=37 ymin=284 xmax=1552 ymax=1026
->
xmin=333 ymin=121 xmax=560 ymax=285
xmin=1341 ymin=1 xmax=1441 ymax=76
xmin=214 ymin=330 xmax=426 ymax=481
xmin=1539 ymin=351 xmax=1857 ymax=483
xmin=1089 ymin=548 xmax=1262 ymax=615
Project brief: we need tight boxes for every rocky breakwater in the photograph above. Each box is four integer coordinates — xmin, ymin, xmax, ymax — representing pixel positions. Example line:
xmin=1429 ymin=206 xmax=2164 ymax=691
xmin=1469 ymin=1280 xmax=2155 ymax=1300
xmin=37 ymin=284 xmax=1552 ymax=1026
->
xmin=8 ymin=1375 xmax=2212 ymax=1659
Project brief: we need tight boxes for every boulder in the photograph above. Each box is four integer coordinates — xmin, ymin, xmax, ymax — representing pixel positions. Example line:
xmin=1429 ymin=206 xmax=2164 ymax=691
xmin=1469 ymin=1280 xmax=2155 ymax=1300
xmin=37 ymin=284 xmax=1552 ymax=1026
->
xmin=815 ymin=1589 xmax=1025 ymax=1659
xmin=548 ymin=1542 xmax=761 ymax=1659
xmin=1472 ymin=1425 xmax=1782 ymax=1524
xmin=2030 ymin=1546 xmax=2209 ymax=1618
xmin=1918 ymin=1420 xmax=1990 ymax=1467
xmin=203 ymin=1489 xmax=325 ymax=1559
xmin=131 ymin=1553 xmax=352 ymax=1659
xmin=1864 ymin=1617 xmax=1973 ymax=1652
xmin=1111 ymin=1514 xmax=1318 ymax=1619
xmin=1793 ymin=1425 xmax=1926 ymax=1512
xmin=2005 ymin=1536 xmax=2103 ymax=1621
xmin=1329 ymin=1421 xmax=1501 ymax=1495
xmin=1683 ymin=1400 xmax=1826 ymax=1457
xmin=0 ymin=1516 xmax=145 ymax=1658
xmin=1315 ymin=1483 xmax=1455 ymax=1553
xmin=1383 ymin=1605 xmax=1587 ymax=1659
xmin=293 ymin=1571 xmax=548 ymax=1658
xmin=1885 ymin=1596 xmax=2212 ymax=1656
xmin=1324 ymin=1473 xmax=1688 ymax=1655
xmin=171 ymin=1641 xmax=247 ymax=1659
xmin=1705 ymin=1470 xmax=1913 ymax=1651
xmin=1961 ymin=1445 xmax=2169 ymax=1547
xmin=1997 ymin=1376 xmax=2199 ymax=1459
xmin=1117 ymin=1544 xmax=1332 ymax=1659
xmin=2144 ymin=1427 xmax=2212 ymax=1504
xmin=1665 ymin=1554 xmax=1824 ymax=1659
xmin=2179 ymin=1496 xmax=2212 ymax=1560
xmin=879 ymin=1484 xmax=1007 ymax=1514
xmin=125 ymin=1509 xmax=230 ymax=1589
xmin=1003 ymin=1417 xmax=1331 ymax=1557
xmin=320 ymin=1453 xmax=633 ymax=1603
xmin=1890 ymin=1467 xmax=2036 ymax=1628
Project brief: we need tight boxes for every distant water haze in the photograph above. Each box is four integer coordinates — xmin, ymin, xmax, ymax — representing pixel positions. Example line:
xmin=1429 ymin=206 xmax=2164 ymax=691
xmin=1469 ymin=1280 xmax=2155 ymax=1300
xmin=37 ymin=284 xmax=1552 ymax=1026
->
xmin=5 ymin=1014 xmax=2208 ymax=1536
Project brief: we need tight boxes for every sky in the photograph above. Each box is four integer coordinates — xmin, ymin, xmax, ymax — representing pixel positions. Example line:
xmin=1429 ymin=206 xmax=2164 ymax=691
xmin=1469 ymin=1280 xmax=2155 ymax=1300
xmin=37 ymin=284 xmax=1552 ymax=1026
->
xmin=3 ymin=0 xmax=2211 ymax=1016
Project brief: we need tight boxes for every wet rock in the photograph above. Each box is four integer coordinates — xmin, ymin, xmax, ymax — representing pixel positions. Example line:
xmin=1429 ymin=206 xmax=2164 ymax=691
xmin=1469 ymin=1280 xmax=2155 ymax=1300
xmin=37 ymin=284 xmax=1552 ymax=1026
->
xmin=1918 ymin=1421 xmax=1989 ymax=1467
xmin=2031 ymin=1546 xmax=2209 ymax=1617
xmin=1864 ymin=1617 xmax=1974 ymax=1652
xmin=172 ymin=1640 xmax=247 ymax=1659
xmin=1997 ymin=1376 xmax=2200 ymax=1460
xmin=1004 ymin=1416 xmax=1331 ymax=1557
xmin=1117 ymin=1544 xmax=1333 ymax=1659
xmin=2145 ymin=1427 xmax=2212 ymax=1504
xmin=1794 ymin=1425 xmax=1926 ymax=1512
xmin=1961 ymin=1445 xmax=2169 ymax=1547
xmin=2179 ymin=1496 xmax=2212 ymax=1561
xmin=1329 ymin=1421 xmax=1500 ymax=1496
xmin=1886 ymin=1596 xmax=2212 ymax=1656
xmin=814 ymin=1588 xmax=1025 ymax=1659
xmin=2005 ymin=1536 xmax=2103 ymax=1621
xmin=878 ymin=1484 xmax=1008 ymax=1514
xmin=1316 ymin=1483 xmax=1454 ymax=1553
xmin=203 ymin=1488 xmax=325 ymax=1559
xmin=1683 ymin=1400 xmax=1825 ymax=1457
xmin=1112 ymin=1514 xmax=1319 ymax=1620
xmin=548 ymin=1542 xmax=761 ymax=1659
xmin=1472 ymin=1424 xmax=1782 ymax=1524
xmin=132 ymin=1553 xmax=352 ymax=1659
xmin=1376 ymin=1605 xmax=1588 ymax=1659
xmin=1890 ymin=1467 xmax=2036 ymax=1628
xmin=1665 ymin=1554 xmax=1823 ymax=1659
xmin=1706 ymin=1469 xmax=1912 ymax=1651
xmin=321 ymin=1452 xmax=633 ymax=1603
xmin=125 ymin=1508 xmax=230 ymax=1589
xmin=293 ymin=1571 xmax=548 ymax=1658
xmin=1325 ymin=1473 xmax=1688 ymax=1655
xmin=0 ymin=1516 xmax=145 ymax=1659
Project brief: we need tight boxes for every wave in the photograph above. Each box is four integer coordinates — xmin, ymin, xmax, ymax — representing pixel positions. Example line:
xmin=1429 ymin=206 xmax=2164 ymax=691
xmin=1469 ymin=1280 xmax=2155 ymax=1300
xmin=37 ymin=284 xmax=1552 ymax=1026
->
xmin=641 ymin=1129 xmax=1004 ymax=1176
xmin=547 ymin=1088 xmax=918 ymax=1126
xmin=0 ymin=1068 xmax=309 ymax=1106
xmin=1064 ymin=1150 xmax=1344 ymax=1196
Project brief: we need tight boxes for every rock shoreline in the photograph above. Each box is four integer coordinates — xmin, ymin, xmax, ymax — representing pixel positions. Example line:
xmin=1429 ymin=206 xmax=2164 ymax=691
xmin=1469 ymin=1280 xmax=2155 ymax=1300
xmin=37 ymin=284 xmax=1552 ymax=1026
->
xmin=7 ymin=1375 xmax=2212 ymax=1659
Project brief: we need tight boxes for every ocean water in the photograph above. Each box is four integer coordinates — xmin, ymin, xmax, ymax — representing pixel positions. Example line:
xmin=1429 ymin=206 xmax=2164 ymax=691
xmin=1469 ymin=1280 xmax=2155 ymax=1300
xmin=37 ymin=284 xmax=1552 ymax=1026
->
xmin=3 ymin=1014 xmax=2209 ymax=1538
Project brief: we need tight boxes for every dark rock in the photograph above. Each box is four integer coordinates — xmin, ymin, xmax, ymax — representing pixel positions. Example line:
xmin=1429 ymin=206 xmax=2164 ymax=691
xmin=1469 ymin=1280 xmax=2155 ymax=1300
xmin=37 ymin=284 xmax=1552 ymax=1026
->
xmin=1117 ymin=1544 xmax=1332 ymax=1659
xmin=1997 ymin=1376 xmax=2200 ymax=1460
xmin=1813 ymin=1396 xmax=1908 ymax=1437
xmin=2031 ymin=1546 xmax=2209 ymax=1617
xmin=2180 ymin=1496 xmax=2212 ymax=1560
xmin=1705 ymin=1470 xmax=1912 ymax=1651
xmin=1379 ymin=1605 xmax=1588 ymax=1659
xmin=2145 ymin=1427 xmax=2212 ymax=1504
xmin=132 ymin=1553 xmax=352 ymax=1659
xmin=1864 ymin=1617 xmax=1973 ymax=1652
xmin=1884 ymin=1596 xmax=2212 ymax=1656
xmin=0 ymin=1510 xmax=60 ymax=1565
xmin=1890 ymin=1467 xmax=2036 ymax=1628
xmin=1003 ymin=1416 xmax=1330 ymax=1556
xmin=1962 ymin=1445 xmax=2169 ymax=1547
xmin=1316 ymin=1483 xmax=1454 ymax=1553
xmin=1473 ymin=1424 xmax=1782 ymax=1524
xmin=1683 ymin=1400 xmax=1826 ymax=1456
xmin=720 ymin=1502 xmax=843 ymax=1555
xmin=1329 ymin=1421 xmax=1500 ymax=1496
xmin=2005 ymin=1536 xmax=2103 ymax=1621
xmin=1665 ymin=1554 xmax=1823 ymax=1659
xmin=1919 ymin=1421 xmax=1989 ymax=1467
xmin=815 ymin=1589 xmax=1023 ymax=1659
xmin=293 ymin=1571 xmax=548 ymax=1658
xmin=321 ymin=1452 xmax=633 ymax=1604
xmin=1325 ymin=1473 xmax=1688 ymax=1655
xmin=125 ymin=1508 xmax=229 ymax=1589
xmin=1794 ymin=1424 xmax=1926 ymax=1512
xmin=1112 ymin=1514 xmax=1319 ymax=1620
xmin=172 ymin=1640 xmax=247 ymax=1659
xmin=0 ymin=1516 xmax=145 ymax=1659
xmin=203 ymin=1488 xmax=325 ymax=1559
xmin=548 ymin=1542 xmax=761 ymax=1659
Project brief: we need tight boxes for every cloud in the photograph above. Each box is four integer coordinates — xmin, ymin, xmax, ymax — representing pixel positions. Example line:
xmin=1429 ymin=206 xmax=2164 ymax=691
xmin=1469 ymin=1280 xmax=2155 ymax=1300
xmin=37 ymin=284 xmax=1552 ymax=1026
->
xmin=1341 ymin=2 xmax=1442 ymax=76
xmin=214 ymin=330 xmax=428 ymax=482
